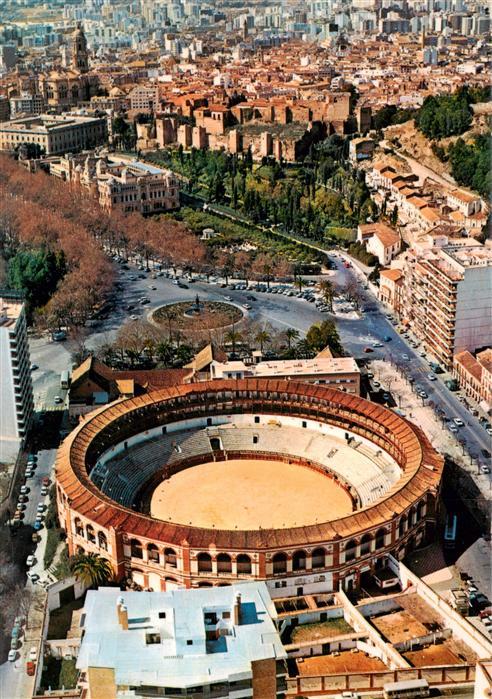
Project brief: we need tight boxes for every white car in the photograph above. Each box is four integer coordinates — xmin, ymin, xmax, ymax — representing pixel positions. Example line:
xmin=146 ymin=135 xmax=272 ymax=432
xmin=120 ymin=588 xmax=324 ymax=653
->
xmin=40 ymin=485 xmax=48 ymax=496
xmin=480 ymin=465 xmax=490 ymax=474
xmin=453 ymin=418 xmax=464 ymax=427
xmin=36 ymin=503 xmax=45 ymax=513
xmin=20 ymin=485 xmax=28 ymax=495
xmin=8 ymin=650 xmax=16 ymax=662
xmin=28 ymin=647 xmax=37 ymax=662
xmin=26 ymin=555 xmax=35 ymax=567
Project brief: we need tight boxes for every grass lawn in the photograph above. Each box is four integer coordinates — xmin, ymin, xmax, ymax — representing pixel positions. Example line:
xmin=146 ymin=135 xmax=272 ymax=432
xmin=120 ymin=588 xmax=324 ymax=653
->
xmin=291 ymin=617 xmax=354 ymax=643
xmin=47 ymin=597 xmax=85 ymax=641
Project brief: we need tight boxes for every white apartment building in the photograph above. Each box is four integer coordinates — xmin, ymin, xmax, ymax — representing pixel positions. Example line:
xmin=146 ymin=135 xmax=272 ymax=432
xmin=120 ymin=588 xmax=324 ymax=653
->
xmin=0 ymin=294 xmax=34 ymax=462
xmin=402 ymin=242 xmax=492 ymax=368
xmin=9 ymin=92 xmax=45 ymax=118
xmin=77 ymin=583 xmax=287 ymax=699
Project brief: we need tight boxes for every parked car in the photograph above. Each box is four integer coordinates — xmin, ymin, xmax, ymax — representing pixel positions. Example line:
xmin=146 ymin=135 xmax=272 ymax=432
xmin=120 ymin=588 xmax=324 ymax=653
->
xmin=51 ymin=330 xmax=67 ymax=342
xmin=26 ymin=555 xmax=35 ymax=567
xmin=42 ymin=477 xmax=50 ymax=486
xmin=8 ymin=650 xmax=16 ymax=662
xmin=453 ymin=418 xmax=464 ymax=427
xmin=26 ymin=661 xmax=36 ymax=676
xmin=20 ymin=485 xmax=28 ymax=495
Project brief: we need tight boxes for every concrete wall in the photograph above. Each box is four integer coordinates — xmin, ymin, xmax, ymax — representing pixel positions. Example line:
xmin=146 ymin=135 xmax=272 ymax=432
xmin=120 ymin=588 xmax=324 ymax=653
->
xmin=392 ymin=556 xmax=492 ymax=659
xmin=337 ymin=589 xmax=410 ymax=670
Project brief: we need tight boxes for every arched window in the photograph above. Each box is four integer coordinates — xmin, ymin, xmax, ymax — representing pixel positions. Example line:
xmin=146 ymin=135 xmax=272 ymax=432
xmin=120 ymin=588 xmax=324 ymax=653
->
xmin=197 ymin=552 xmax=212 ymax=572
xmin=272 ymin=552 xmax=287 ymax=574
xmin=74 ymin=518 xmax=84 ymax=537
xmin=375 ymin=528 xmax=386 ymax=550
xmin=130 ymin=539 xmax=143 ymax=559
xmin=292 ymin=550 xmax=307 ymax=571
xmin=76 ymin=546 xmax=85 ymax=555
xmin=417 ymin=501 xmax=425 ymax=521
xmin=237 ymin=554 xmax=252 ymax=574
xmin=164 ymin=547 xmax=177 ymax=568
xmin=398 ymin=516 xmax=407 ymax=538
xmin=312 ymin=548 xmax=326 ymax=569
xmin=98 ymin=531 xmax=108 ymax=551
xmin=409 ymin=507 xmax=416 ymax=527
xmin=217 ymin=553 xmax=232 ymax=573
xmin=86 ymin=524 xmax=96 ymax=544
xmin=344 ymin=539 xmax=357 ymax=562
xmin=148 ymin=544 xmax=160 ymax=562
xmin=360 ymin=533 xmax=372 ymax=556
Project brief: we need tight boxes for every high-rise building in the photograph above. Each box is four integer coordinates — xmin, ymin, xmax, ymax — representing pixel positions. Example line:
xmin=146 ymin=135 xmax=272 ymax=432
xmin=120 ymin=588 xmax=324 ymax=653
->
xmin=0 ymin=292 xmax=34 ymax=462
xmin=402 ymin=242 xmax=492 ymax=368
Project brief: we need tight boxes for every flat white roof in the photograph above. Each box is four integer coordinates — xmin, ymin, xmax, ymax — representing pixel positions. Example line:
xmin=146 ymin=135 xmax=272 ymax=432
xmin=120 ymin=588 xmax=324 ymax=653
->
xmin=213 ymin=357 xmax=360 ymax=378
xmin=77 ymin=582 xmax=286 ymax=689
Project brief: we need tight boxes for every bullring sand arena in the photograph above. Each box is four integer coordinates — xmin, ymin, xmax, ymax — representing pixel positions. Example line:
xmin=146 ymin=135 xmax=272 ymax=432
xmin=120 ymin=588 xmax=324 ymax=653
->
xmin=150 ymin=458 xmax=353 ymax=529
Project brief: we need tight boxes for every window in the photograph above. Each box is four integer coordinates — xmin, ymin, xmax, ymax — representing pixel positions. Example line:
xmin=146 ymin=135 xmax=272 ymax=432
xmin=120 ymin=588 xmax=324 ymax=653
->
xmin=158 ymin=612 xmax=166 ymax=619
xmin=253 ymin=435 xmax=258 ymax=444
xmin=145 ymin=633 xmax=161 ymax=645
xmin=302 ymin=421 xmax=307 ymax=428
xmin=187 ymin=639 xmax=193 ymax=646
xmin=222 ymin=611 xmax=230 ymax=619
xmin=254 ymin=416 xmax=260 ymax=423
xmin=272 ymin=552 xmax=287 ymax=574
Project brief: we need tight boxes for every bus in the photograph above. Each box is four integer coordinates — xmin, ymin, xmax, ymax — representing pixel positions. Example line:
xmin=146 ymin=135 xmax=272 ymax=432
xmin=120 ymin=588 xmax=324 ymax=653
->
xmin=444 ymin=514 xmax=458 ymax=549
xmin=60 ymin=370 xmax=71 ymax=390
xmin=383 ymin=679 xmax=429 ymax=699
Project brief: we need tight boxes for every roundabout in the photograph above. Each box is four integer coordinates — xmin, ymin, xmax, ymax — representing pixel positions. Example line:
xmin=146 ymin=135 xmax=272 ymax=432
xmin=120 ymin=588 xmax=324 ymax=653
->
xmin=152 ymin=297 xmax=243 ymax=332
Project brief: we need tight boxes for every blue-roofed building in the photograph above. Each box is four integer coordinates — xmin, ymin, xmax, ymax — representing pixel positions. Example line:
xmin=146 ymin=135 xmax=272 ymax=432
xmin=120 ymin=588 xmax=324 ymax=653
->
xmin=76 ymin=582 xmax=287 ymax=699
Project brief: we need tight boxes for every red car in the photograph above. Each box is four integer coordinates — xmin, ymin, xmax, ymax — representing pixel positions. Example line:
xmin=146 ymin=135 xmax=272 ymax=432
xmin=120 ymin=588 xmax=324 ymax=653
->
xmin=26 ymin=661 xmax=35 ymax=676
xmin=363 ymin=347 xmax=374 ymax=353
xmin=42 ymin=477 xmax=50 ymax=487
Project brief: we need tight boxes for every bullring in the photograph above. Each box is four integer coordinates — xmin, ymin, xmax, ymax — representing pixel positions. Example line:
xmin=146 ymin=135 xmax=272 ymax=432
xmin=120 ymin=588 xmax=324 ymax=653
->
xmin=56 ymin=379 xmax=443 ymax=597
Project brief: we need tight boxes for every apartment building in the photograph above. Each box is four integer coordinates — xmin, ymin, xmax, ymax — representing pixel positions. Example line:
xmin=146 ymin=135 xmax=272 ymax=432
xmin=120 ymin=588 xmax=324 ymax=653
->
xmin=129 ymin=85 xmax=160 ymax=112
xmin=9 ymin=92 xmax=45 ymax=117
xmin=0 ymin=293 xmax=34 ymax=462
xmin=0 ymin=114 xmax=107 ymax=155
xmin=76 ymin=583 xmax=287 ymax=699
xmin=402 ymin=242 xmax=492 ymax=368
xmin=453 ymin=348 xmax=492 ymax=411
xmin=379 ymin=268 xmax=404 ymax=314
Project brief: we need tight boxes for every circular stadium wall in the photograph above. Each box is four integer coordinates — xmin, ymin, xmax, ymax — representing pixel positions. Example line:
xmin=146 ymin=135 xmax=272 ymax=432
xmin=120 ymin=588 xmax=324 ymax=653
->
xmin=56 ymin=379 xmax=443 ymax=596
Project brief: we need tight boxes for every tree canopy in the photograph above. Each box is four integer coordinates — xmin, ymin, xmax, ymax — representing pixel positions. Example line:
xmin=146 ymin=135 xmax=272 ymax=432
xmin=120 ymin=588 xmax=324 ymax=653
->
xmin=447 ymin=134 xmax=490 ymax=198
xmin=415 ymin=89 xmax=472 ymax=139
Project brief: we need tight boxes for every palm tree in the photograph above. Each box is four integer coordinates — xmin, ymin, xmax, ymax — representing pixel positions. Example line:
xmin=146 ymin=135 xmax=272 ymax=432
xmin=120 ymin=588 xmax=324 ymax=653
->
xmin=162 ymin=308 xmax=178 ymax=341
xmin=255 ymin=329 xmax=271 ymax=353
xmin=157 ymin=340 xmax=174 ymax=366
xmin=70 ymin=553 xmax=113 ymax=588
xmin=318 ymin=279 xmax=335 ymax=311
xmin=285 ymin=328 xmax=300 ymax=350
xmin=225 ymin=329 xmax=242 ymax=355
xmin=262 ymin=262 xmax=273 ymax=290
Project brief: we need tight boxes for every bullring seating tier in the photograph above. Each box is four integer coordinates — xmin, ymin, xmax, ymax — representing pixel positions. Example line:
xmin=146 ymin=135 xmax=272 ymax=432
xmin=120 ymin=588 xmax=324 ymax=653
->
xmin=90 ymin=424 xmax=401 ymax=510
